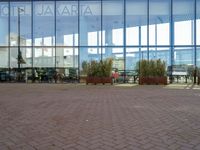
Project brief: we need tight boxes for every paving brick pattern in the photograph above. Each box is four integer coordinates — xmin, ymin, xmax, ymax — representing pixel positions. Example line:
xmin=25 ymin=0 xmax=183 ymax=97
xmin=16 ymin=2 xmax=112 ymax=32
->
xmin=0 ymin=84 xmax=200 ymax=150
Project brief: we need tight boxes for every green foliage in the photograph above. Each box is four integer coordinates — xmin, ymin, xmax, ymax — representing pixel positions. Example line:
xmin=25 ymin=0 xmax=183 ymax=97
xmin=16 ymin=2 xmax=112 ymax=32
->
xmin=156 ymin=59 xmax=166 ymax=77
xmin=81 ymin=61 xmax=88 ymax=75
xmin=86 ymin=58 xmax=113 ymax=77
xmin=136 ymin=59 xmax=166 ymax=77
xmin=101 ymin=58 xmax=113 ymax=77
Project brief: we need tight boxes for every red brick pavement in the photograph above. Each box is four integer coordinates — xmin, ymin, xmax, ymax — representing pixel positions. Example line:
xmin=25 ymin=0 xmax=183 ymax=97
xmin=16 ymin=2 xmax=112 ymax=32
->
xmin=0 ymin=84 xmax=200 ymax=150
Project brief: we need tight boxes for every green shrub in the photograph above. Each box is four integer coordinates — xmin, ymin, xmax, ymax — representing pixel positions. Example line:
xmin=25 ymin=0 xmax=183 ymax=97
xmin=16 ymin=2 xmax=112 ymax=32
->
xmin=156 ymin=59 xmax=166 ymax=77
xmin=81 ymin=61 xmax=88 ymax=75
xmin=136 ymin=59 xmax=166 ymax=77
xmin=86 ymin=58 xmax=113 ymax=77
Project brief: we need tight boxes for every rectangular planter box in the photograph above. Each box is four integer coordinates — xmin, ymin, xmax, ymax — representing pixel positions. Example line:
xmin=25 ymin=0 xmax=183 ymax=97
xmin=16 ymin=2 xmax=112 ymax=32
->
xmin=139 ymin=77 xmax=167 ymax=85
xmin=86 ymin=77 xmax=113 ymax=85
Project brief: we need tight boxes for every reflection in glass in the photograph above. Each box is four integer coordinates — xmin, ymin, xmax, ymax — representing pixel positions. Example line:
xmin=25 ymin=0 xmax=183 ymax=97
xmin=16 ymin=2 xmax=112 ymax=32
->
xmin=174 ymin=47 xmax=194 ymax=65
xmin=10 ymin=2 xmax=32 ymax=46
xmin=103 ymin=0 xmax=124 ymax=46
xmin=56 ymin=1 xmax=78 ymax=46
xmin=0 ymin=0 xmax=200 ymax=83
xmin=10 ymin=48 xmax=31 ymax=68
xmin=149 ymin=47 xmax=170 ymax=66
xmin=173 ymin=0 xmax=194 ymax=46
xmin=80 ymin=47 xmax=101 ymax=75
xmin=80 ymin=0 xmax=101 ymax=46
xmin=197 ymin=47 xmax=200 ymax=67
xmin=126 ymin=0 xmax=147 ymax=46
xmin=126 ymin=48 xmax=139 ymax=70
xmin=0 ymin=2 xmax=8 ymax=46
xmin=197 ymin=19 xmax=200 ymax=45
xmin=103 ymin=48 xmax=124 ymax=71
xmin=33 ymin=48 xmax=55 ymax=67
xmin=149 ymin=0 xmax=170 ymax=46
xmin=56 ymin=48 xmax=78 ymax=68
xmin=0 ymin=48 xmax=8 ymax=68
xmin=33 ymin=1 xmax=55 ymax=46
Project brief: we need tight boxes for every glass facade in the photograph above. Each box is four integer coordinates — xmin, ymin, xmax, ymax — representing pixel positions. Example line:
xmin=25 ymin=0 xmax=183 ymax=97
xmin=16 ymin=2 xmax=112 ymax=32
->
xmin=0 ymin=0 xmax=199 ymax=82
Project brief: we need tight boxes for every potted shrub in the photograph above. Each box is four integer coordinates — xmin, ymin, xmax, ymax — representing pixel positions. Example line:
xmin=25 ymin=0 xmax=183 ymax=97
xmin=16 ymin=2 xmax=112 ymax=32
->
xmin=86 ymin=58 xmax=113 ymax=85
xmin=136 ymin=59 xmax=167 ymax=85
xmin=80 ymin=61 xmax=88 ymax=83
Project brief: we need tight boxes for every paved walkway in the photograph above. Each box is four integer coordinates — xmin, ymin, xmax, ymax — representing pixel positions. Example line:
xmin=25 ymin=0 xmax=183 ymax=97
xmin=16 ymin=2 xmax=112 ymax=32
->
xmin=0 ymin=84 xmax=200 ymax=150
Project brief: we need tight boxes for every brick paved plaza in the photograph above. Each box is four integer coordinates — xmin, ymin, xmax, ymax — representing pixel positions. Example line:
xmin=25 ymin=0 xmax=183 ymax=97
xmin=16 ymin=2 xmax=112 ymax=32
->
xmin=0 ymin=84 xmax=200 ymax=150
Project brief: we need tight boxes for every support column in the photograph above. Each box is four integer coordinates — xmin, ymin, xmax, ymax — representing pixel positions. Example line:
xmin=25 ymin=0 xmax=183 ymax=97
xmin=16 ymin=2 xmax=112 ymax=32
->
xmin=169 ymin=0 xmax=174 ymax=84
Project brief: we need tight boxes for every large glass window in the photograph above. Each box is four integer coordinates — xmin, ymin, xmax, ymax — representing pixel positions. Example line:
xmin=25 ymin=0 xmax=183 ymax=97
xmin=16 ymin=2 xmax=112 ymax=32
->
xmin=141 ymin=47 xmax=148 ymax=60
xmin=126 ymin=27 xmax=139 ymax=46
xmin=80 ymin=0 xmax=101 ymax=46
xmin=103 ymin=0 xmax=124 ymax=46
xmin=0 ymin=48 xmax=8 ymax=68
xmin=0 ymin=47 xmax=9 ymax=82
xmin=10 ymin=47 xmax=31 ymax=68
xmin=80 ymin=47 xmax=101 ymax=62
xmin=33 ymin=1 xmax=55 ymax=46
xmin=10 ymin=2 xmax=32 ymax=46
xmin=126 ymin=0 xmax=147 ymax=46
xmin=149 ymin=0 xmax=170 ymax=46
xmin=103 ymin=48 xmax=124 ymax=71
xmin=126 ymin=48 xmax=139 ymax=70
xmin=0 ymin=2 xmax=8 ymax=46
xmin=197 ymin=47 xmax=200 ymax=67
xmin=56 ymin=48 xmax=78 ymax=68
xmin=174 ymin=47 xmax=194 ymax=65
xmin=56 ymin=1 xmax=78 ymax=46
xmin=33 ymin=47 xmax=55 ymax=67
xmin=80 ymin=47 xmax=101 ymax=75
xmin=149 ymin=47 xmax=170 ymax=66
xmin=1 ymin=0 xmax=200 ymax=82
xmin=173 ymin=0 xmax=195 ymax=46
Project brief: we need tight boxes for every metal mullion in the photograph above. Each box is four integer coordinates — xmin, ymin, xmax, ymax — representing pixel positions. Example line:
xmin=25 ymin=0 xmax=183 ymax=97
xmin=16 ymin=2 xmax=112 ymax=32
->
xmin=147 ymin=0 xmax=149 ymax=60
xmin=101 ymin=0 xmax=103 ymax=61
xmin=155 ymin=24 xmax=157 ymax=59
xmin=123 ymin=0 xmax=126 ymax=83
xmin=139 ymin=26 xmax=141 ymax=60
xmin=8 ymin=0 xmax=11 ymax=78
xmin=194 ymin=0 xmax=197 ymax=67
xmin=31 ymin=0 xmax=34 ymax=77
xmin=78 ymin=0 xmax=80 ymax=82
xmin=55 ymin=0 xmax=56 ymax=69
xmin=170 ymin=0 xmax=174 ymax=83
